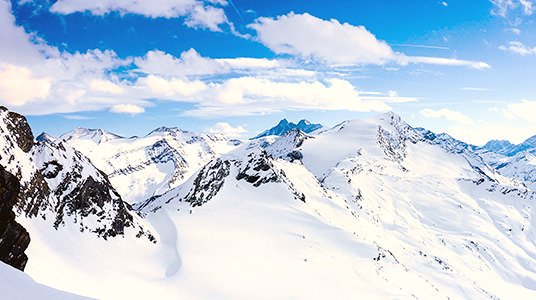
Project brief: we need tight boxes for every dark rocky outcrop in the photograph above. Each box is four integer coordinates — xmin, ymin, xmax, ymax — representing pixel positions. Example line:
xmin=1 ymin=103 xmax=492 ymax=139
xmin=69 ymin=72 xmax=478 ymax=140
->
xmin=0 ymin=165 xmax=30 ymax=271
xmin=184 ymin=159 xmax=231 ymax=207
xmin=4 ymin=109 xmax=34 ymax=153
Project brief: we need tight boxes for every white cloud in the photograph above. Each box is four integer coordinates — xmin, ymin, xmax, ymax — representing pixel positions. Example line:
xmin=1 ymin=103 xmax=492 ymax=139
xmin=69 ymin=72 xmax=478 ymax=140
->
xmin=0 ymin=0 xmax=57 ymax=65
xmin=63 ymin=114 xmax=95 ymax=120
xmin=0 ymin=2 xmax=417 ymax=118
xmin=183 ymin=77 xmax=394 ymax=117
xmin=109 ymin=104 xmax=145 ymax=115
xmin=499 ymin=41 xmax=536 ymax=55
xmin=507 ymin=27 xmax=522 ymax=35
xmin=0 ymin=64 xmax=51 ymax=106
xmin=49 ymin=0 xmax=229 ymax=31
xmin=249 ymin=12 xmax=394 ymax=66
xmin=519 ymin=0 xmax=534 ymax=14
xmin=134 ymin=49 xmax=221 ymax=77
xmin=398 ymin=56 xmax=490 ymax=69
xmin=447 ymin=122 xmax=534 ymax=145
xmin=137 ymin=75 xmax=208 ymax=98
xmin=90 ymin=79 xmax=123 ymax=94
xmin=441 ymin=2 xmax=449 ymax=7
xmin=248 ymin=12 xmax=489 ymax=69
xmin=207 ymin=122 xmax=247 ymax=137
xmin=184 ymin=5 xmax=227 ymax=31
xmin=491 ymin=0 xmax=534 ymax=16
xmin=461 ymin=87 xmax=491 ymax=91
xmin=420 ymin=108 xmax=474 ymax=124
xmin=134 ymin=49 xmax=284 ymax=78
xmin=504 ymin=100 xmax=536 ymax=122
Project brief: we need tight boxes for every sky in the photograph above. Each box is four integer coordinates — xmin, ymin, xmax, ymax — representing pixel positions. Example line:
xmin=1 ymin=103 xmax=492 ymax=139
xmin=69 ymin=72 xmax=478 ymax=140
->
xmin=1 ymin=0 xmax=536 ymax=145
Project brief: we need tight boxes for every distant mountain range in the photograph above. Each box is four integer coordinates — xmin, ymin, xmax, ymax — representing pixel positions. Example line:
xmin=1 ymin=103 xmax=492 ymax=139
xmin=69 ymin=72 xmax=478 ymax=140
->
xmin=252 ymin=119 xmax=322 ymax=139
xmin=482 ymin=136 xmax=536 ymax=156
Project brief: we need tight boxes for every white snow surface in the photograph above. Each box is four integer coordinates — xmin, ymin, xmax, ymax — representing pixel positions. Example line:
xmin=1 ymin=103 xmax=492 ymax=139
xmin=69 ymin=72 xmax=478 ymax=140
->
xmin=0 ymin=262 xmax=90 ymax=300
xmin=6 ymin=112 xmax=536 ymax=299
xmin=61 ymin=127 xmax=240 ymax=204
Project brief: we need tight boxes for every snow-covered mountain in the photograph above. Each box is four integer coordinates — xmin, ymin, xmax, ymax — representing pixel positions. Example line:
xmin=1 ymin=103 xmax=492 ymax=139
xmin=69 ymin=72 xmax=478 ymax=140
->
xmin=482 ymin=139 xmax=516 ymax=156
xmin=253 ymin=118 xmax=322 ymax=139
xmin=60 ymin=127 xmax=124 ymax=144
xmin=132 ymin=112 xmax=536 ymax=299
xmin=0 ymin=105 xmax=153 ymax=247
xmin=483 ymin=135 xmax=536 ymax=157
xmin=57 ymin=126 xmax=241 ymax=204
xmin=477 ymin=135 xmax=536 ymax=190
xmin=3 ymin=107 xmax=536 ymax=299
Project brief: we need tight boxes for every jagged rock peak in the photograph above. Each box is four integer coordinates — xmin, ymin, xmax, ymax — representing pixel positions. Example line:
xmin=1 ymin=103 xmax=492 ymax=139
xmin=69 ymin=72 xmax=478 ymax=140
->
xmin=482 ymin=139 xmax=516 ymax=155
xmin=0 ymin=106 xmax=34 ymax=153
xmin=36 ymin=132 xmax=56 ymax=143
xmin=253 ymin=118 xmax=322 ymax=139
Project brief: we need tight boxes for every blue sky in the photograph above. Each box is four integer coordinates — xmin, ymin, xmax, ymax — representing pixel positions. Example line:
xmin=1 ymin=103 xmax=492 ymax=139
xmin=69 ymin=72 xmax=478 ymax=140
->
xmin=1 ymin=0 xmax=536 ymax=144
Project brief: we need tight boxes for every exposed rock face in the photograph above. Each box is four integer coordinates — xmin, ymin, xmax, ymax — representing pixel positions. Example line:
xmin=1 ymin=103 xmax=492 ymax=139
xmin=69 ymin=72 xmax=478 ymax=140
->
xmin=34 ymin=138 xmax=154 ymax=240
xmin=0 ymin=106 xmax=154 ymax=242
xmin=236 ymin=150 xmax=281 ymax=187
xmin=0 ymin=165 xmax=30 ymax=271
xmin=5 ymin=110 xmax=34 ymax=153
xmin=184 ymin=158 xmax=231 ymax=207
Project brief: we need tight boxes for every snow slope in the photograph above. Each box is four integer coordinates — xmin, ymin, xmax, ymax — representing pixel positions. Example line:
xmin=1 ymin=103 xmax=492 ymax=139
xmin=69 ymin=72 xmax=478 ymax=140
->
xmin=5 ymin=110 xmax=536 ymax=299
xmin=0 ymin=262 xmax=89 ymax=300
xmin=127 ymin=112 xmax=536 ymax=299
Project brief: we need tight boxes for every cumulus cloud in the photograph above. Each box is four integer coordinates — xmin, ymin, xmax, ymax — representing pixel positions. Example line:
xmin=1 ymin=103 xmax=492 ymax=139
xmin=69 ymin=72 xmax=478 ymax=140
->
xmin=207 ymin=122 xmax=247 ymax=137
xmin=109 ymin=104 xmax=145 ymax=115
xmin=249 ymin=12 xmax=394 ymax=66
xmin=499 ymin=41 xmax=536 ymax=55
xmin=0 ymin=64 xmax=51 ymax=106
xmin=503 ymin=100 xmax=536 ymax=122
xmin=49 ymin=0 xmax=229 ymax=31
xmin=183 ymin=77 xmax=396 ymax=117
xmin=0 ymin=0 xmax=57 ymax=65
xmin=184 ymin=5 xmax=227 ymax=31
xmin=133 ymin=49 xmax=285 ymax=79
xmin=0 ymin=1 xmax=416 ymax=118
xmin=137 ymin=75 xmax=208 ymax=98
xmin=248 ymin=12 xmax=489 ymax=69
xmin=90 ymin=79 xmax=124 ymax=94
xmin=420 ymin=108 xmax=474 ymax=124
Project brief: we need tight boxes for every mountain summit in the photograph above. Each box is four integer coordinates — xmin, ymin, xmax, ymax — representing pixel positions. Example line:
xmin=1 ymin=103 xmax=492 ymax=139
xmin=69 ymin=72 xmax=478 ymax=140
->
xmin=483 ymin=135 xmax=536 ymax=156
xmin=253 ymin=119 xmax=322 ymax=139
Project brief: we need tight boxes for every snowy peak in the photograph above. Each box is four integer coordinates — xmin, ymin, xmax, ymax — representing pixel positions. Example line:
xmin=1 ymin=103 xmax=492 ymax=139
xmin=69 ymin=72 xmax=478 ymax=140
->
xmin=0 ymin=106 xmax=153 ymax=241
xmin=509 ymin=135 xmax=536 ymax=156
xmin=35 ymin=132 xmax=56 ymax=143
xmin=59 ymin=128 xmax=124 ymax=144
xmin=253 ymin=118 xmax=322 ymax=139
xmin=482 ymin=139 xmax=516 ymax=155
xmin=265 ymin=129 xmax=312 ymax=161
xmin=147 ymin=126 xmax=186 ymax=137
xmin=482 ymin=135 xmax=536 ymax=156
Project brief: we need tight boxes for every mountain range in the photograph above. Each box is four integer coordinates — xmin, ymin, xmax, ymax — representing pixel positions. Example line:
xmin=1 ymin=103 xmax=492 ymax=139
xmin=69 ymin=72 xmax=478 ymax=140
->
xmin=483 ymin=135 xmax=536 ymax=156
xmin=252 ymin=118 xmax=322 ymax=139
xmin=2 ymin=107 xmax=536 ymax=298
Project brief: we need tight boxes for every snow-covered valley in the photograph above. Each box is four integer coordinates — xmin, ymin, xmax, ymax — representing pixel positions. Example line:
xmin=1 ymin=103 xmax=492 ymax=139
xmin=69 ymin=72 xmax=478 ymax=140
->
xmin=2 ymin=107 xmax=536 ymax=299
